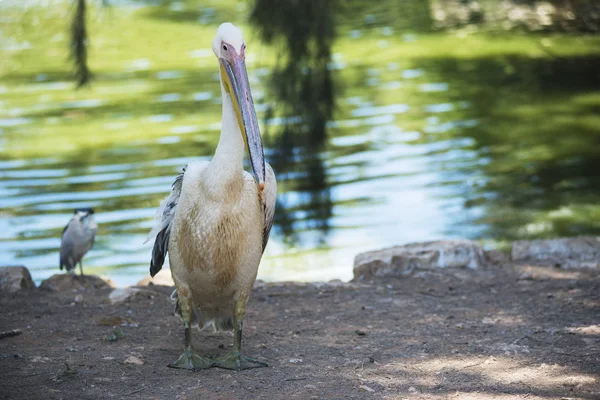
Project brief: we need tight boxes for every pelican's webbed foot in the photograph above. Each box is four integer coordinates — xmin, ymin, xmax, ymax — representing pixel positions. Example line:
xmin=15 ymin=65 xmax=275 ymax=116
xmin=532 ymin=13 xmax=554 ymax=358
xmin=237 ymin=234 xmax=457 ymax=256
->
xmin=168 ymin=347 xmax=213 ymax=371
xmin=212 ymin=296 xmax=268 ymax=370
xmin=213 ymin=351 xmax=267 ymax=370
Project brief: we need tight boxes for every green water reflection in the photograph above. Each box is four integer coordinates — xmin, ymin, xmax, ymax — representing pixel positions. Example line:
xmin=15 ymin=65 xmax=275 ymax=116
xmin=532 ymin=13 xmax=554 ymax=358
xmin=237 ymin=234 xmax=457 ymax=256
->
xmin=0 ymin=0 xmax=599 ymax=286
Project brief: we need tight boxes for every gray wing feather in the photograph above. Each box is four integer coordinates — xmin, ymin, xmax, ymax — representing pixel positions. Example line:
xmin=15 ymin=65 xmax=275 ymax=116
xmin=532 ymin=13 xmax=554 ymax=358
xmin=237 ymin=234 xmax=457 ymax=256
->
xmin=148 ymin=165 xmax=186 ymax=277
xmin=261 ymin=163 xmax=277 ymax=253
xmin=59 ymin=218 xmax=76 ymax=271
xmin=59 ymin=237 xmax=73 ymax=271
xmin=61 ymin=220 xmax=71 ymax=237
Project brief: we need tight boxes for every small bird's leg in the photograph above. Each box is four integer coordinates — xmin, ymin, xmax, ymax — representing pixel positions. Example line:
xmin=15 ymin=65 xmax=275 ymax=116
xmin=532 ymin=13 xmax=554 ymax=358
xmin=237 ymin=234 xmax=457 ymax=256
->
xmin=213 ymin=295 xmax=268 ymax=370
xmin=79 ymin=261 xmax=84 ymax=277
xmin=168 ymin=290 xmax=212 ymax=371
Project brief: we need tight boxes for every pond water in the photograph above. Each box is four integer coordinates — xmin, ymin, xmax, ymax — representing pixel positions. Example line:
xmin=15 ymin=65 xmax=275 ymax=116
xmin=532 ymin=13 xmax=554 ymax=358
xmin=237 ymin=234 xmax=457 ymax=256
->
xmin=1 ymin=1 xmax=599 ymax=286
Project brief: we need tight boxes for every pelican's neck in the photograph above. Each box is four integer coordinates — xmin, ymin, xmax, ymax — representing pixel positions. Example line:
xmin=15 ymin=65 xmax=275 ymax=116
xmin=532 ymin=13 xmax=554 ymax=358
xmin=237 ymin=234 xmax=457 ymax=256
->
xmin=213 ymin=83 xmax=244 ymax=171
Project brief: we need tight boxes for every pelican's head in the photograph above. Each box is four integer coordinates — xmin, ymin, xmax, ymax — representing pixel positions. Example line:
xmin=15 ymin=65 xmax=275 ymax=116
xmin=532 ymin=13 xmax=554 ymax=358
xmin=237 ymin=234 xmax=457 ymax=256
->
xmin=213 ymin=23 xmax=265 ymax=190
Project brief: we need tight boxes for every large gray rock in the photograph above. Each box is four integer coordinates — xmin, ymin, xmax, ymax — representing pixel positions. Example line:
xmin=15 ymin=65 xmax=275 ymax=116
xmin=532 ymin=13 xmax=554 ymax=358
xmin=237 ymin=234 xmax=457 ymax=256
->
xmin=40 ymin=274 xmax=113 ymax=292
xmin=0 ymin=266 xmax=36 ymax=293
xmin=512 ymin=237 xmax=600 ymax=268
xmin=353 ymin=240 xmax=486 ymax=281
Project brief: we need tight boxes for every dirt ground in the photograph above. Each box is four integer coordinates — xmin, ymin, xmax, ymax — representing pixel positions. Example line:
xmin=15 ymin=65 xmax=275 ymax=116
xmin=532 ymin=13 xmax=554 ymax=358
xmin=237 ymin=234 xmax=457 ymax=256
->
xmin=0 ymin=262 xmax=599 ymax=400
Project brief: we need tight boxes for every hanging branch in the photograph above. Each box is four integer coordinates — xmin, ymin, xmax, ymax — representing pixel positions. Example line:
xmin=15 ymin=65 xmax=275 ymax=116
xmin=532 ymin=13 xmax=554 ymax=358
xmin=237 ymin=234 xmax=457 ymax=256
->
xmin=70 ymin=0 xmax=92 ymax=88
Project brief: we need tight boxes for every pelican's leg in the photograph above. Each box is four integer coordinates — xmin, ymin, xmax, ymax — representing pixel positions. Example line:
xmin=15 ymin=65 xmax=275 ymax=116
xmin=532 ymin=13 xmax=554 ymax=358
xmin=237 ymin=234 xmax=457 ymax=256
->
xmin=79 ymin=261 xmax=84 ymax=276
xmin=168 ymin=292 xmax=213 ymax=371
xmin=213 ymin=295 xmax=268 ymax=370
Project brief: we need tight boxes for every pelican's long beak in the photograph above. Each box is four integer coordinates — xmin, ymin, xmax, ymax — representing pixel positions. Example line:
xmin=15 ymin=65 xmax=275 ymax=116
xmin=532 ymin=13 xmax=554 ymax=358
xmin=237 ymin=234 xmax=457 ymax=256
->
xmin=220 ymin=56 xmax=265 ymax=189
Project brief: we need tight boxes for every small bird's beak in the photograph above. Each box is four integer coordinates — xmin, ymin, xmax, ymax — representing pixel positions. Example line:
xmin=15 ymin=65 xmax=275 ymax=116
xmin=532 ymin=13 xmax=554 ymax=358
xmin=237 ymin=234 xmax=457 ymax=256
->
xmin=220 ymin=55 xmax=265 ymax=189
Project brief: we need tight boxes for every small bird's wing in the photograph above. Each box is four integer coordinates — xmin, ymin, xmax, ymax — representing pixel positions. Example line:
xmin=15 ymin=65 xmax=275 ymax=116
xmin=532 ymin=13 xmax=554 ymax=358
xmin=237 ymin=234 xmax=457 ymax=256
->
xmin=61 ymin=219 xmax=71 ymax=237
xmin=59 ymin=219 xmax=74 ymax=270
xmin=147 ymin=166 xmax=187 ymax=277
xmin=261 ymin=163 xmax=277 ymax=253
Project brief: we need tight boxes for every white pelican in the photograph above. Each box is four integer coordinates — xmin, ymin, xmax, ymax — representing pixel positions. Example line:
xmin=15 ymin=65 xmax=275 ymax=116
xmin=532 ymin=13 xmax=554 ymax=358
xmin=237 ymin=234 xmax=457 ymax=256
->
xmin=148 ymin=23 xmax=277 ymax=371
xmin=60 ymin=208 xmax=97 ymax=276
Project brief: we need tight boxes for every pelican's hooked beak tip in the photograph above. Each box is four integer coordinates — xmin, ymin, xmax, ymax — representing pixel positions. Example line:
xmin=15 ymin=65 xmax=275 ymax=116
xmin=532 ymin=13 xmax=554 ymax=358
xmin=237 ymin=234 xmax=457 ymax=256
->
xmin=259 ymin=182 xmax=265 ymax=192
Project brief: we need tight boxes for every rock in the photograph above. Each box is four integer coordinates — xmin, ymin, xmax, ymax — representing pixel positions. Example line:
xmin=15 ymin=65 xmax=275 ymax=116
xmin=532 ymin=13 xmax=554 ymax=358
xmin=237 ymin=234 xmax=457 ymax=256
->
xmin=123 ymin=355 xmax=144 ymax=365
xmin=359 ymin=385 xmax=375 ymax=393
xmin=136 ymin=268 xmax=174 ymax=287
xmin=31 ymin=356 xmax=51 ymax=363
xmin=304 ymin=385 xmax=317 ymax=390
xmin=0 ymin=266 xmax=36 ymax=293
xmin=74 ymin=294 xmax=84 ymax=303
xmin=108 ymin=287 xmax=155 ymax=304
xmin=512 ymin=237 xmax=600 ymax=268
xmin=353 ymin=240 xmax=485 ymax=281
xmin=40 ymin=274 xmax=113 ymax=292
xmin=289 ymin=358 xmax=303 ymax=364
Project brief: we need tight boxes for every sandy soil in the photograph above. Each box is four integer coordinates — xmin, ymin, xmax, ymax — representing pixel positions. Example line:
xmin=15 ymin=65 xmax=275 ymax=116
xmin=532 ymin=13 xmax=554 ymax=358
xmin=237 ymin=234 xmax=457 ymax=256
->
xmin=0 ymin=262 xmax=599 ymax=400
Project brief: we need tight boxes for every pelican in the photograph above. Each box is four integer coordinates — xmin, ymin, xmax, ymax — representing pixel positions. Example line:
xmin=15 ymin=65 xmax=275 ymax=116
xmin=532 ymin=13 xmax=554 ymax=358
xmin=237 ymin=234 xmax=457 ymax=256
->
xmin=148 ymin=23 xmax=277 ymax=371
xmin=60 ymin=208 xmax=97 ymax=276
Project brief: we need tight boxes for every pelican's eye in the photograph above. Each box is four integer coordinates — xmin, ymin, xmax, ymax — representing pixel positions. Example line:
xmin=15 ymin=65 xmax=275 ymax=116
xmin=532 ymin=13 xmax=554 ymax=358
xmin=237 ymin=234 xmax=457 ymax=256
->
xmin=222 ymin=44 xmax=228 ymax=51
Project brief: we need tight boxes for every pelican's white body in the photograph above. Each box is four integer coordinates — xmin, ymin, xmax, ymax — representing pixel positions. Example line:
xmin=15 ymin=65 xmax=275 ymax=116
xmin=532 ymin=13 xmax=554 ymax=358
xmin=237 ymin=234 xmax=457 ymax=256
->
xmin=160 ymin=23 xmax=277 ymax=331
xmin=169 ymin=158 xmax=275 ymax=330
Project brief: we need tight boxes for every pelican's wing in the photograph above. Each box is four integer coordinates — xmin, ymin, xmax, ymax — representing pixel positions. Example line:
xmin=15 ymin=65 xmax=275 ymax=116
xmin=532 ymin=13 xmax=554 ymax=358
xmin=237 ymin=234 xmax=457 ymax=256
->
xmin=261 ymin=163 xmax=277 ymax=253
xmin=147 ymin=165 xmax=187 ymax=277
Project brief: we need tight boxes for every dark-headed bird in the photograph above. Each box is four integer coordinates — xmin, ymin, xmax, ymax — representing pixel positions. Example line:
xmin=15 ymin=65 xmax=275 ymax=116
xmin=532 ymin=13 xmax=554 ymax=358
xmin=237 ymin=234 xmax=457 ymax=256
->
xmin=60 ymin=208 xmax=97 ymax=276
xmin=147 ymin=23 xmax=277 ymax=371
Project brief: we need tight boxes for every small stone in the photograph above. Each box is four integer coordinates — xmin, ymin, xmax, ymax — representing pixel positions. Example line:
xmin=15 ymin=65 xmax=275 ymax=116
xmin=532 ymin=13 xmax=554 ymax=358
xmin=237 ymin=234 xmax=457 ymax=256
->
xmin=289 ymin=358 xmax=303 ymax=364
xmin=355 ymin=330 xmax=367 ymax=336
xmin=258 ymin=343 xmax=267 ymax=349
xmin=124 ymin=355 xmax=144 ymax=365
xmin=359 ymin=385 xmax=375 ymax=393
xmin=481 ymin=317 xmax=494 ymax=325
xmin=74 ymin=294 xmax=84 ymax=303
xmin=408 ymin=386 xmax=419 ymax=394
xmin=31 ymin=356 xmax=51 ymax=363
xmin=108 ymin=288 xmax=154 ymax=304
xmin=304 ymin=384 xmax=317 ymax=390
